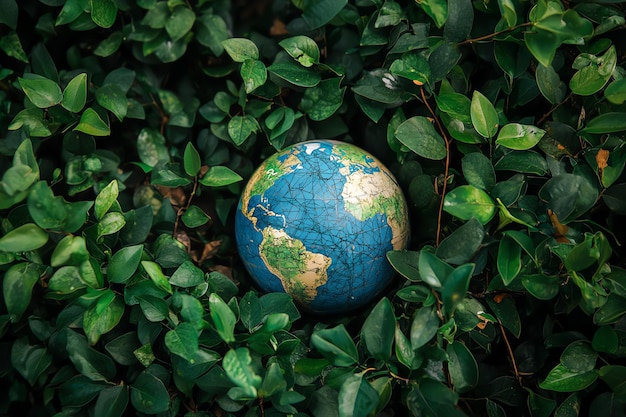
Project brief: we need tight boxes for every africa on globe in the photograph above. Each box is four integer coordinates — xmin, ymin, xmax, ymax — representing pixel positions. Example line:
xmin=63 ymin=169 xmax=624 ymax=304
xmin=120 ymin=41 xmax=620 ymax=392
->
xmin=235 ymin=140 xmax=410 ymax=314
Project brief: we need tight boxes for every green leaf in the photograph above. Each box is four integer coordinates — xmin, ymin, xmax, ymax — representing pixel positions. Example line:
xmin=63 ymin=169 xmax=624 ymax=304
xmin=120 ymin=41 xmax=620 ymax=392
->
xmin=462 ymin=152 xmax=496 ymax=191
xmin=497 ymin=235 xmax=522 ymax=285
xmin=311 ymin=324 xmax=359 ymax=367
xmin=539 ymin=173 xmax=598 ymax=224
xmin=561 ymin=341 xmax=597 ymax=373
xmin=97 ymin=212 xmax=126 ymax=239
xmin=395 ymin=323 xmax=422 ymax=369
xmin=300 ymin=77 xmax=346 ymax=121
xmin=137 ymin=128 xmax=169 ymax=167
xmin=3 ymin=263 xmax=46 ymax=322
xmin=597 ymin=365 xmax=626 ymax=398
xmin=183 ymin=142 xmax=201 ymax=176
xmin=62 ymin=73 xmax=88 ymax=112
xmin=419 ymin=0 xmax=448 ymax=28
xmin=83 ymin=291 xmax=124 ymax=345
xmin=96 ymin=84 xmax=128 ymax=121
xmin=141 ymin=261 xmax=173 ymax=294
xmin=447 ymin=341 xmax=479 ymax=392
xmin=496 ymin=123 xmax=546 ymax=150
xmin=488 ymin=295 xmax=522 ymax=337
xmin=10 ymin=338 xmax=53 ymax=386
xmin=165 ymin=6 xmax=195 ymax=42
xmin=51 ymin=235 xmax=89 ymax=267
xmin=0 ymin=31 xmax=29 ymax=63
xmin=301 ymin=0 xmax=347 ymax=29
xmin=267 ymin=61 xmax=321 ymax=87
xmin=18 ymin=75 xmax=63 ymax=108
xmin=570 ymin=46 xmax=616 ymax=96
xmin=521 ymin=274 xmax=560 ymax=300
xmin=361 ymin=297 xmax=395 ymax=361
xmin=279 ymin=35 xmax=320 ymax=67
xmin=209 ymin=293 xmax=236 ymax=343
xmin=410 ymin=306 xmax=440 ymax=349
xmin=389 ymin=52 xmax=431 ymax=84
xmin=94 ymin=385 xmax=129 ymax=417
xmin=165 ymin=322 xmax=198 ymax=361
xmin=222 ymin=38 xmax=259 ymax=62
xmin=131 ymin=369 xmax=170 ymax=413
xmin=197 ymin=13 xmax=228 ymax=55
xmin=170 ymin=260 xmax=205 ymax=288
xmin=108 ymin=244 xmax=143 ymax=284
xmin=605 ymin=78 xmax=626 ymax=105
xmin=66 ymin=330 xmax=117 ymax=381
xmin=443 ymin=185 xmax=496 ymax=225
xmin=581 ymin=113 xmax=626 ymax=134
xmin=0 ymin=0 xmax=18 ymax=29
xmin=539 ymin=364 xmax=598 ymax=392
xmin=223 ymin=347 xmax=262 ymax=398
xmin=592 ymin=326 xmax=618 ymax=354
xmin=536 ymin=64 xmax=565 ymax=105
xmin=443 ymin=264 xmax=474 ymax=317
xmin=0 ymin=223 xmax=49 ymax=252
xmin=338 ymin=374 xmax=379 ymax=417
xmin=94 ymin=31 xmax=123 ymax=57
xmin=228 ymin=115 xmax=259 ymax=146
xmin=470 ymin=90 xmax=499 ymax=138
xmin=90 ymin=0 xmax=117 ymax=28
xmin=498 ymin=0 xmax=517 ymax=27
xmin=419 ymin=250 xmax=454 ymax=287
xmin=181 ymin=205 xmax=211 ymax=228
xmin=395 ymin=116 xmax=447 ymax=160
xmin=436 ymin=217 xmax=485 ymax=265
xmin=75 ymin=108 xmax=110 ymax=136
xmin=199 ymin=165 xmax=243 ymax=187
xmin=444 ymin=0 xmax=473 ymax=41
xmin=95 ymin=179 xmax=118 ymax=220
xmin=240 ymin=59 xmax=267 ymax=93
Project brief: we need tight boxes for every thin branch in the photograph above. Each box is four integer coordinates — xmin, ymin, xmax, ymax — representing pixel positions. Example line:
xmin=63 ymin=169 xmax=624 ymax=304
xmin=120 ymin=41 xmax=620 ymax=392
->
xmin=458 ymin=22 xmax=534 ymax=46
xmin=498 ymin=319 xmax=522 ymax=384
xmin=420 ymin=87 xmax=451 ymax=247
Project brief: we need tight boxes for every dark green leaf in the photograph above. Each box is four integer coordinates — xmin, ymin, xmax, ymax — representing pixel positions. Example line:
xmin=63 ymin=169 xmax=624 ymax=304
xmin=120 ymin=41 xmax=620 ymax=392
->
xmin=592 ymin=326 xmax=618 ymax=354
xmin=605 ymin=78 xmax=626 ymax=105
xmin=90 ymin=0 xmax=117 ymax=28
xmin=597 ymin=365 xmax=626 ymax=398
xmin=442 ymin=263 xmax=474 ymax=315
xmin=395 ymin=116 xmax=447 ymax=160
xmin=444 ymin=0 xmax=473 ymax=41
xmin=66 ymin=330 xmax=117 ymax=381
xmin=222 ymin=38 xmax=259 ymax=62
xmin=389 ymin=53 xmax=431 ymax=84
xmin=300 ymin=77 xmax=346 ymax=121
xmin=83 ymin=291 xmax=124 ymax=345
xmin=268 ymin=61 xmax=321 ymax=87
xmin=498 ymin=234 xmax=522 ymax=285
xmin=311 ymin=324 xmax=359 ymax=366
xmin=410 ymin=306 xmax=440 ymax=349
xmin=338 ymin=374 xmax=379 ymax=417
xmin=447 ymin=341 xmax=479 ymax=392
xmin=361 ymin=297 xmax=395 ymax=361
xmin=581 ymin=113 xmax=626 ymax=134
xmin=131 ymin=369 xmax=170 ymax=413
xmin=108 ymin=244 xmax=143 ymax=284
xmin=521 ymin=274 xmax=560 ymax=300
xmin=10 ymin=338 xmax=53 ymax=386
xmin=94 ymin=385 xmax=129 ymax=417
xmin=419 ymin=250 xmax=454 ymax=287
xmin=302 ymin=0 xmax=347 ymax=29
xmin=165 ymin=322 xmax=198 ymax=361
xmin=96 ymin=84 xmax=127 ymax=121
xmin=3 ymin=263 xmax=46 ymax=322
xmin=436 ymin=217 xmax=485 ymax=264
xmin=536 ymin=64 xmax=566 ymax=105
xmin=228 ymin=115 xmax=259 ymax=146
xmin=165 ymin=6 xmax=195 ymax=42
xmin=462 ymin=152 xmax=496 ymax=190
xmin=561 ymin=341 xmax=597 ymax=373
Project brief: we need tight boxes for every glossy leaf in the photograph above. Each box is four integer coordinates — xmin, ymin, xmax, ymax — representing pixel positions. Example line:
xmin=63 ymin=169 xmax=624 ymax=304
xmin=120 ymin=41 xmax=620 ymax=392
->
xmin=442 ymin=263 xmax=474 ymax=315
xmin=3 ymin=263 xmax=46 ymax=322
xmin=18 ymin=75 xmax=63 ymax=108
xmin=90 ymin=0 xmax=117 ymax=28
xmin=410 ymin=306 xmax=439 ymax=349
xmin=165 ymin=6 xmax=195 ymax=42
xmin=498 ymin=234 xmax=522 ymax=285
xmin=570 ymin=46 xmax=616 ymax=96
xmin=581 ymin=113 xmax=626 ymax=134
xmin=361 ymin=297 xmax=395 ymax=361
xmin=462 ymin=152 xmax=496 ymax=191
xmin=496 ymin=123 xmax=546 ymax=150
xmin=536 ymin=63 xmax=566 ymax=105
xmin=94 ymin=179 xmax=118 ymax=220
xmin=94 ymin=385 xmax=128 ymax=417
xmin=301 ymin=0 xmax=348 ymax=29
xmin=96 ymin=84 xmax=127 ymax=121
xmin=604 ymin=78 xmax=626 ymax=105
xmin=83 ymin=291 xmax=124 ymax=345
xmin=0 ymin=223 xmax=49 ymax=252
xmin=470 ymin=90 xmax=498 ymax=138
xmin=165 ymin=322 xmax=198 ymax=361
xmin=436 ymin=217 xmax=485 ymax=265
xmin=223 ymin=347 xmax=262 ymax=398
xmin=240 ymin=59 xmax=267 ymax=93
xmin=209 ymin=293 xmax=236 ymax=343
xmin=443 ymin=185 xmax=496 ymax=225
xmin=141 ymin=261 xmax=173 ymax=294
xmin=338 ymin=374 xmax=379 ymax=417
xmin=199 ymin=165 xmax=243 ymax=187
xmin=539 ymin=364 xmax=598 ymax=392
xmin=300 ymin=77 xmax=346 ymax=121
xmin=447 ymin=341 xmax=479 ymax=392
xmin=222 ymin=38 xmax=259 ymax=62
xmin=75 ymin=108 xmax=110 ymax=136
xmin=311 ymin=324 xmax=359 ymax=366
xmin=279 ymin=35 xmax=320 ymax=67
xmin=62 ymin=72 xmax=87 ymax=112
xmin=395 ymin=116 xmax=447 ymax=160
xmin=131 ymin=369 xmax=170 ymax=413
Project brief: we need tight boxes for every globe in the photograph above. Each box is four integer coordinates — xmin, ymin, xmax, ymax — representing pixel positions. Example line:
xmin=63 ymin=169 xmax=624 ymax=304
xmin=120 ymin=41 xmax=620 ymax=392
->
xmin=235 ymin=140 xmax=410 ymax=314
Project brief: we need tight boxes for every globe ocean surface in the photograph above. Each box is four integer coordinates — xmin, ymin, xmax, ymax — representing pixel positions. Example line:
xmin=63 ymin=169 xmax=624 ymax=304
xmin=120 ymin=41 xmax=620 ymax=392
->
xmin=235 ymin=140 xmax=410 ymax=314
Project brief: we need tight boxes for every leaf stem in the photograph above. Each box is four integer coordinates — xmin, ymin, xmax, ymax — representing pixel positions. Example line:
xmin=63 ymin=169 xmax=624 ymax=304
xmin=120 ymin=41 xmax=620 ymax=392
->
xmin=498 ymin=318 xmax=522 ymax=384
xmin=420 ymin=87 xmax=450 ymax=247
xmin=458 ymin=22 xmax=534 ymax=46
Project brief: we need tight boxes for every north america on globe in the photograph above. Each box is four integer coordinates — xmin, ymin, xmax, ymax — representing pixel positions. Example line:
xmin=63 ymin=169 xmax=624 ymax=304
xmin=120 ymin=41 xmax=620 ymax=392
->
xmin=235 ymin=140 xmax=410 ymax=314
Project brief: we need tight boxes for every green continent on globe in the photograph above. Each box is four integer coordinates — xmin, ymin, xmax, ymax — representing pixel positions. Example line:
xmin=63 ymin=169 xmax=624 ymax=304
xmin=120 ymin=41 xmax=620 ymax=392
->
xmin=258 ymin=226 xmax=332 ymax=304
xmin=336 ymin=148 xmax=409 ymax=250
xmin=240 ymin=152 xmax=301 ymax=227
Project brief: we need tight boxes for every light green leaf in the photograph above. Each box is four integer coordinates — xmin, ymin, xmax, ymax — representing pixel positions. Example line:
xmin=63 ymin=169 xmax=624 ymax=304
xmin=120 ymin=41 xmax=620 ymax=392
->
xmin=300 ymin=77 xmax=345 ymax=121
xmin=62 ymin=73 xmax=88 ymax=112
xmin=165 ymin=6 xmax=195 ymax=42
xmin=18 ymin=75 xmax=63 ymax=108
xmin=90 ymin=0 xmax=117 ymax=28
xmin=279 ymin=35 xmax=320 ymax=67
xmin=0 ymin=30 xmax=29 ymax=63
xmin=338 ymin=374 xmax=379 ymax=417
xmin=97 ymin=212 xmax=126 ymax=239
xmin=223 ymin=347 xmax=262 ymax=398
xmin=94 ymin=179 xmax=119 ymax=220
xmin=443 ymin=185 xmax=496 ymax=225
xmin=165 ymin=322 xmax=198 ymax=361
xmin=209 ymin=293 xmax=236 ymax=343
xmin=228 ymin=115 xmax=259 ymax=146
xmin=0 ymin=223 xmax=49 ymax=252
xmin=96 ymin=84 xmax=128 ymax=121
xmin=311 ymin=324 xmax=359 ymax=367
xmin=240 ymin=59 xmax=267 ymax=93
xmin=496 ymin=123 xmax=545 ymax=150
xmin=301 ymin=0 xmax=347 ymax=29
xmin=83 ymin=291 xmax=124 ymax=345
xmin=470 ymin=90 xmax=499 ymax=138
xmin=141 ymin=261 xmax=173 ymax=294
xmin=605 ymin=78 xmax=626 ymax=105
xmin=199 ymin=165 xmax=243 ymax=187
xmin=3 ymin=263 xmax=46 ymax=322
xmin=389 ymin=52 xmax=431 ymax=84
xmin=222 ymin=38 xmax=259 ymax=62
xmin=419 ymin=0 xmax=448 ymax=28
xmin=75 ymin=108 xmax=111 ymax=136
xmin=570 ymin=45 xmax=616 ymax=96
xmin=539 ymin=364 xmax=598 ymax=392
xmin=183 ymin=142 xmax=201 ymax=177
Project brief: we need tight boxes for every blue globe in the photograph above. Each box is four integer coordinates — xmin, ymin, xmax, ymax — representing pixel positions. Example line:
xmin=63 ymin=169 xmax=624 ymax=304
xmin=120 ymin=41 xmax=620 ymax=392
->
xmin=235 ymin=140 xmax=409 ymax=314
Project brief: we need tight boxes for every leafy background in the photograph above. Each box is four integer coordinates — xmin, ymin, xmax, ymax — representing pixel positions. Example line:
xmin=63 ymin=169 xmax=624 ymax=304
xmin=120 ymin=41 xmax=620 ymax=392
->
xmin=1 ymin=0 xmax=626 ymax=416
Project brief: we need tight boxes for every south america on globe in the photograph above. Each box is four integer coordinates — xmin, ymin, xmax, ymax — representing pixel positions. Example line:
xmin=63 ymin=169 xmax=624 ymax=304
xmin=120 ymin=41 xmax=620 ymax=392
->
xmin=235 ymin=140 xmax=410 ymax=314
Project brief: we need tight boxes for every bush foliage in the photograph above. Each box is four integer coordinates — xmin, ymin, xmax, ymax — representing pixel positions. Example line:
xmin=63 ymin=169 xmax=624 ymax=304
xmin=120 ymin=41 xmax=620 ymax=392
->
xmin=2 ymin=0 xmax=626 ymax=416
